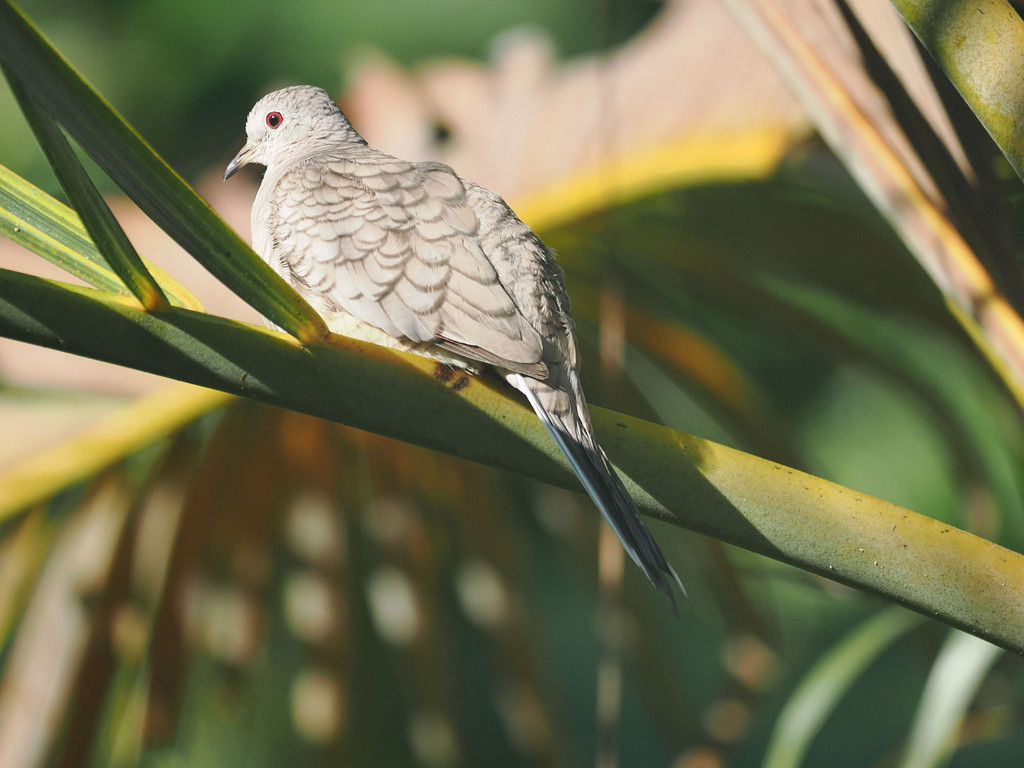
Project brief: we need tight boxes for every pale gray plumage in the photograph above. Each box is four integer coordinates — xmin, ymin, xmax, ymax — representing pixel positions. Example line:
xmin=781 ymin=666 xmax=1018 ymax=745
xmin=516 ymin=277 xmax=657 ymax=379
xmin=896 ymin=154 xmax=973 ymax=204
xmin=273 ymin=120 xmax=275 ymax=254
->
xmin=226 ymin=85 xmax=684 ymax=610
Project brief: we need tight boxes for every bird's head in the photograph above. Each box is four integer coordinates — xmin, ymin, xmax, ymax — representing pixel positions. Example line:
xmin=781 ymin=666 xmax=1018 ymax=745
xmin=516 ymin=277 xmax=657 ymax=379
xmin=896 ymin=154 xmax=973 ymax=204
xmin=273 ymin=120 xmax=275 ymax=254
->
xmin=224 ymin=85 xmax=364 ymax=180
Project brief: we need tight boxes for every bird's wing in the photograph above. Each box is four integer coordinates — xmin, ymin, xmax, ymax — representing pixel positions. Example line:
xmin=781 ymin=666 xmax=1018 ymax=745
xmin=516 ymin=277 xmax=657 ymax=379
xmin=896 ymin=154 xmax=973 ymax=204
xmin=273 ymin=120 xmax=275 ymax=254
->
xmin=267 ymin=155 xmax=547 ymax=377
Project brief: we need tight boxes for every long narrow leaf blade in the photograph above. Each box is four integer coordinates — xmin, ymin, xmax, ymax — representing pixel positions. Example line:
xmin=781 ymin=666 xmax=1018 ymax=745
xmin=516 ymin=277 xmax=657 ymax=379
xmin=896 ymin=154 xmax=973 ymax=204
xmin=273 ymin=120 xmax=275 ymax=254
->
xmin=900 ymin=630 xmax=1002 ymax=768
xmin=4 ymin=71 xmax=168 ymax=310
xmin=1 ymin=268 xmax=1024 ymax=654
xmin=0 ymin=0 xmax=327 ymax=343
xmin=0 ymin=164 xmax=203 ymax=310
xmin=891 ymin=0 xmax=1024 ymax=184
xmin=764 ymin=607 xmax=923 ymax=768
xmin=0 ymin=164 xmax=123 ymax=294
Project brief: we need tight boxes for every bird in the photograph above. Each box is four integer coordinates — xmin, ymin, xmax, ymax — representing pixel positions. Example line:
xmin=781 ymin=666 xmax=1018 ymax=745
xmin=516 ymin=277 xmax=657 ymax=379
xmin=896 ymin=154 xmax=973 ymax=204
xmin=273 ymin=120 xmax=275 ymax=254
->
xmin=225 ymin=85 xmax=684 ymax=611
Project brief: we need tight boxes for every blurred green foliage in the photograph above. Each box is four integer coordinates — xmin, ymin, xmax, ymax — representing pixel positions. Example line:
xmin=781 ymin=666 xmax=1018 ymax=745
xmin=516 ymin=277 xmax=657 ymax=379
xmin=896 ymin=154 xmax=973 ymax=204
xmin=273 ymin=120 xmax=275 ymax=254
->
xmin=1 ymin=0 xmax=660 ymax=187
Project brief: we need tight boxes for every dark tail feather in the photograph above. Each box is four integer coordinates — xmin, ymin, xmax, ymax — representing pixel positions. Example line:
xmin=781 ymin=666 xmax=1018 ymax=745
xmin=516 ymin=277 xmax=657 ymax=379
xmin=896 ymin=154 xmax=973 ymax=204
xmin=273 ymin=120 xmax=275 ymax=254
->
xmin=510 ymin=375 xmax=686 ymax=614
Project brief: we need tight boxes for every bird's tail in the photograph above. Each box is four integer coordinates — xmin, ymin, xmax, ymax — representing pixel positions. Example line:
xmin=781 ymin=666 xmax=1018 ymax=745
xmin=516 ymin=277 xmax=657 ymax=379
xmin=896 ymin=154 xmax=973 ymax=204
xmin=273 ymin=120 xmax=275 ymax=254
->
xmin=507 ymin=374 xmax=685 ymax=614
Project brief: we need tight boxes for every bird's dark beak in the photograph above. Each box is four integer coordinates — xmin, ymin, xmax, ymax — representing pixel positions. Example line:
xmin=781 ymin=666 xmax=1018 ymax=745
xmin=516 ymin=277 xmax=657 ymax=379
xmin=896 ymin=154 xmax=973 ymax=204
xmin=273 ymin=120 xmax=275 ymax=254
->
xmin=224 ymin=140 xmax=257 ymax=181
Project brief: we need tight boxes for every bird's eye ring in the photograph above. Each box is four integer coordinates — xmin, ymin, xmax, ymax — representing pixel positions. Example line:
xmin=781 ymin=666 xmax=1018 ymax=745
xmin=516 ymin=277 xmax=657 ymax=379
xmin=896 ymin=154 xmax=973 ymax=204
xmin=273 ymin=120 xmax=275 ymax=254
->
xmin=266 ymin=111 xmax=283 ymax=129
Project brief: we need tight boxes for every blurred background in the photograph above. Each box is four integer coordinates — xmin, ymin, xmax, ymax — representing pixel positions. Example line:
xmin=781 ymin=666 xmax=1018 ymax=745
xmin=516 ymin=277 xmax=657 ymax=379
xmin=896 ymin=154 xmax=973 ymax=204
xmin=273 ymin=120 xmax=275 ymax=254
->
xmin=3 ymin=0 xmax=1024 ymax=766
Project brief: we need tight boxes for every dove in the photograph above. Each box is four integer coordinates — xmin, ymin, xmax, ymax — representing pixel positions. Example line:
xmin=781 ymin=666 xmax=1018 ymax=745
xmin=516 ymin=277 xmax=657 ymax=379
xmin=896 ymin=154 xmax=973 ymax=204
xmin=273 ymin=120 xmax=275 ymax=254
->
xmin=225 ymin=85 xmax=684 ymax=610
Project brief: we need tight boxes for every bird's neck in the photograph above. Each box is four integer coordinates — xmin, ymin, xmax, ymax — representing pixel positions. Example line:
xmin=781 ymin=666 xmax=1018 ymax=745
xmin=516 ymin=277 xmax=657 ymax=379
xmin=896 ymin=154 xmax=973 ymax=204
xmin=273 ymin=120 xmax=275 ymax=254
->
xmin=277 ymin=133 xmax=367 ymax=168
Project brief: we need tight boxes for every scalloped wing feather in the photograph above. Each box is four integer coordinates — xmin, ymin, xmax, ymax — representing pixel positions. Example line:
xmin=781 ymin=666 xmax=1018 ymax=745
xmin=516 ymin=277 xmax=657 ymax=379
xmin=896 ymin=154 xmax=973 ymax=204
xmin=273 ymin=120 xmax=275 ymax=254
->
xmin=265 ymin=155 xmax=546 ymax=374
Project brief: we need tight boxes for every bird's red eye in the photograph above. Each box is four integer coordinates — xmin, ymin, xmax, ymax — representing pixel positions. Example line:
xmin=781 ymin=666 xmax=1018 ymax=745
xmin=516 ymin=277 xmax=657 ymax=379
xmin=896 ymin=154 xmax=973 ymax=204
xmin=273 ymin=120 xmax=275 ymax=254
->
xmin=266 ymin=111 xmax=283 ymax=129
